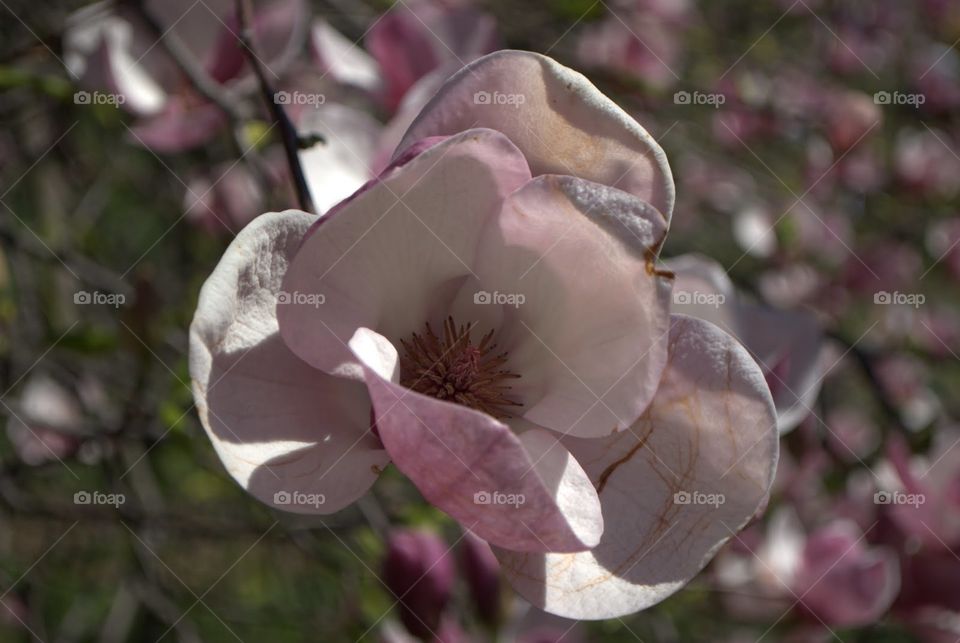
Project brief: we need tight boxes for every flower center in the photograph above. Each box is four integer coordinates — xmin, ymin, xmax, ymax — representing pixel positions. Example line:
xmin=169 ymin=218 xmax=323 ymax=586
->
xmin=399 ymin=317 xmax=521 ymax=419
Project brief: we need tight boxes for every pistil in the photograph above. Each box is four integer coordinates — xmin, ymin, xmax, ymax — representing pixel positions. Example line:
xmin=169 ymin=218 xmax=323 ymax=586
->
xmin=399 ymin=317 xmax=521 ymax=419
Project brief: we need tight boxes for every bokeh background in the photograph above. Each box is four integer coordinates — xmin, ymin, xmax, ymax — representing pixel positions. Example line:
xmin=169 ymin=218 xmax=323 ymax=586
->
xmin=1 ymin=0 xmax=959 ymax=641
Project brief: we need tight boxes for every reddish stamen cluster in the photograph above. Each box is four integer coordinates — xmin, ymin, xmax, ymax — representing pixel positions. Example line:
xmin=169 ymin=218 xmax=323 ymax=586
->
xmin=399 ymin=317 xmax=521 ymax=419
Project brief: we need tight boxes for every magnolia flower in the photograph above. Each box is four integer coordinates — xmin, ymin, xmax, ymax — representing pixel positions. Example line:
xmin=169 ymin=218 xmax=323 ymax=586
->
xmin=715 ymin=508 xmax=900 ymax=628
xmin=64 ymin=0 xmax=308 ymax=152
xmin=879 ymin=431 xmax=960 ymax=550
xmin=576 ymin=13 xmax=683 ymax=90
xmin=311 ymin=0 xmax=499 ymax=112
xmin=190 ymin=50 xmax=778 ymax=619
xmin=665 ymin=254 xmax=823 ymax=434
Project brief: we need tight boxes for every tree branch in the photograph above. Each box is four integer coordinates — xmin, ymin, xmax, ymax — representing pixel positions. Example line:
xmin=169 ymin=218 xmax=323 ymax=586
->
xmin=234 ymin=0 xmax=315 ymax=213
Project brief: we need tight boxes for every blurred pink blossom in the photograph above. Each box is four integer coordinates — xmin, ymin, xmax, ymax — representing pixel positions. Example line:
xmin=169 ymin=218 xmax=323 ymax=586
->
xmin=821 ymin=89 xmax=881 ymax=152
xmin=911 ymin=43 xmax=960 ymax=114
xmin=312 ymin=1 xmax=499 ymax=113
xmin=64 ymin=0 xmax=308 ymax=152
xmin=716 ymin=508 xmax=900 ymax=628
xmin=880 ymin=431 xmax=960 ymax=550
xmin=894 ymin=127 xmax=960 ymax=199
xmin=5 ymin=375 xmax=83 ymax=466
xmin=925 ymin=217 xmax=960 ymax=281
xmin=576 ymin=13 xmax=683 ymax=90
xmin=666 ymin=254 xmax=824 ymax=434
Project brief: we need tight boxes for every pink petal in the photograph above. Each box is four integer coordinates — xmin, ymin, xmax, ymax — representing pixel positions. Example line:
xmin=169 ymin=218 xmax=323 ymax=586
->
xmin=129 ymin=97 xmax=227 ymax=153
xmin=184 ymin=161 xmax=265 ymax=234
xmin=366 ymin=4 xmax=438 ymax=111
xmin=366 ymin=1 xmax=499 ymax=112
xmin=884 ymin=431 xmax=960 ymax=549
xmin=794 ymin=522 xmax=900 ymax=627
xmin=277 ymin=128 xmax=532 ymax=378
xmin=495 ymin=314 xmax=779 ymax=619
xmin=576 ymin=15 xmax=681 ymax=91
xmin=373 ymin=65 xmax=459 ymax=174
xmin=189 ymin=211 xmax=389 ymax=514
xmin=184 ymin=0 xmax=307 ymax=86
xmin=738 ymin=305 xmax=823 ymax=434
xmin=63 ymin=8 xmax=168 ymax=115
xmin=667 ymin=254 xmax=823 ymax=434
xmin=203 ymin=14 xmax=246 ymax=84
xmin=471 ymin=175 xmax=672 ymax=438
xmin=311 ymin=20 xmax=383 ymax=95
xmin=244 ymin=0 xmax=309 ymax=74
xmin=355 ymin=334 xmax=603 ymax=552
xmin=397 ymin=50 xmax=674 ymax=222
xmin=664 ymin=253 xmax=740 ymax=334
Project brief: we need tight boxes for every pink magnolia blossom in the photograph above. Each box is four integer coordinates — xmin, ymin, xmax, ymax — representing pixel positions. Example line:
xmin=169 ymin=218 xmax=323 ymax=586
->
xmin=716 ymin=508 xmax=900 ymax=628
xmin=895 ymin=546 xmax=960 ymax=641
xmin=189 ymin=50 xmax=778 ymax=619
xmin=665 ymin=254 xmax=823 ymax=434
xmin=879 ymin=431 xmax=960 ymax=550
xmin=311 ymin=1 xmax=499 ymax=112
xmin=63 ymin=0 xmax=308 ymax=152
xmin=576 ymin=13 xmax=684 ymax=90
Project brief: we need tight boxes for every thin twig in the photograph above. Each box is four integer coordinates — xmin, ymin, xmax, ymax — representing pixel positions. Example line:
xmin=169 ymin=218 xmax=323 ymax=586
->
xmin=234 ymin=0 xmax=315 ymax=213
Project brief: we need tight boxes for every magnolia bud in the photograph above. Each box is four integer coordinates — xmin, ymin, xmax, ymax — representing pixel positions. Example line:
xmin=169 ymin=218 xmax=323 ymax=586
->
xmin=458 ymin=531 xmax=501 ymax=625
xmin=382 ymin=529 xmax=455 ymax=639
